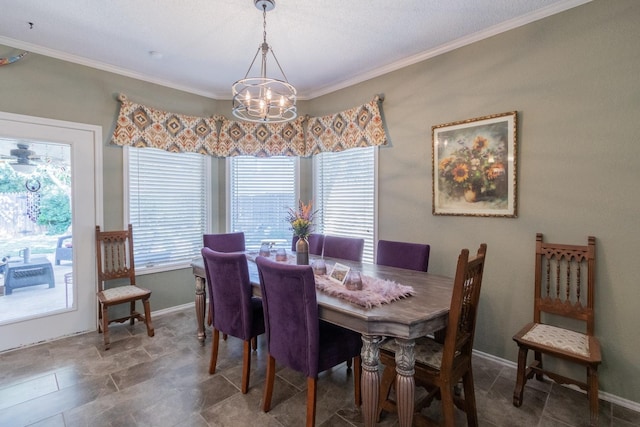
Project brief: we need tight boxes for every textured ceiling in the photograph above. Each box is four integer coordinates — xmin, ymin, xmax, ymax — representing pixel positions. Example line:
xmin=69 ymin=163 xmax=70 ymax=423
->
xmin=0 ymin=0 xmax=590 ymax=100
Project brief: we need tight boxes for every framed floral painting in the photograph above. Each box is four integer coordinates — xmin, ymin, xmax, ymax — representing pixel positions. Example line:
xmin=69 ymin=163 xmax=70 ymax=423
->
xmin=432 ymin=111 xmax=518 ymax=217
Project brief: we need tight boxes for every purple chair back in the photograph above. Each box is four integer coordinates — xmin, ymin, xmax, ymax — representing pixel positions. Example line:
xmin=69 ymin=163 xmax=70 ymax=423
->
xmin=256 ymin=256 xmax=321 ymax=377
xmin=256 ymin=256 xmax=362 ymax=379
xmin=376 ymin=239 xmax=431 ymax=272
xmin=291 ymin=233 xmax=325 ymax=255
xmin=201 ymin=247 xmax=264 ymax=341
xmin=322 ymin=235 xmax=365 ymax=262
xmin=203 ymin=232 xmax=245 ymax=252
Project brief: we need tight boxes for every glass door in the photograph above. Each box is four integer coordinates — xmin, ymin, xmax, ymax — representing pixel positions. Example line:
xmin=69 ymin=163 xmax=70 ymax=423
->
xmin=0 ymin=139 xmax=73 ymax=322
xmin=0 ymin=112 xmax=101 ymax=352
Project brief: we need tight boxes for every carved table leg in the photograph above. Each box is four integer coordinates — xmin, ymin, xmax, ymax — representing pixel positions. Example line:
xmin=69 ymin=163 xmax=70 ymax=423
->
xmin=395 ymin=338 xmax=416 ymax=427
xmin=195 ymin=275 xmax=206 ymax=345
xmin=361 ymin=335 xmax=383 ymax=427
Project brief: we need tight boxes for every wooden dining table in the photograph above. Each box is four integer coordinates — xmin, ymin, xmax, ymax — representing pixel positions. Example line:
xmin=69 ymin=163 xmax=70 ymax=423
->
xmin=191 ymin=254 xmax=453 ymax=427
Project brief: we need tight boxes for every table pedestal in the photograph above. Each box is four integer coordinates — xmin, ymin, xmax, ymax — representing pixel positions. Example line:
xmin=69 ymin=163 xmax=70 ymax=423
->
xmin=195 ymin=275 xmax=206 ymax=345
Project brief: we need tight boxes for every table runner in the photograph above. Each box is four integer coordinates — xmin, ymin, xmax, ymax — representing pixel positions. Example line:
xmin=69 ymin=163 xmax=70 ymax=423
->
xmin=247 ymin=252 xmax=415 ymax=308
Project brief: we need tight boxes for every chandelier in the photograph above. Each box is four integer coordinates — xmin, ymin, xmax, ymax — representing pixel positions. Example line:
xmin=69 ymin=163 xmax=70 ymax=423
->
xmin=232 ymin=0 xmax=297 ymax=123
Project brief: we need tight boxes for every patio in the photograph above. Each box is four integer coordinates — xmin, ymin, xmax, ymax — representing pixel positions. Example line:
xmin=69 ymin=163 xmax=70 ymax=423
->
xmin=0 ymin=252 xmax=74 ymax=324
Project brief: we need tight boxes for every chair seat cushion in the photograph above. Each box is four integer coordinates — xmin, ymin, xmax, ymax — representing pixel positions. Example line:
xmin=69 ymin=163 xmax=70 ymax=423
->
xmin=381 ymin=336 xmax=444 ymax=370
xmin=100 ymin=285 xmax=150 ymax=302
xmin=520 ymin=323 xmax=590 ymax=357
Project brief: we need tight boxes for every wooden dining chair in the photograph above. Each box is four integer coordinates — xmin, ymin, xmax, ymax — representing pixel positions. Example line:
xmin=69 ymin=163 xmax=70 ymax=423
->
xmin=256 ymin=256 xmax=362 ymax=427
xmin=95 ymin=224 xmax=154 ymax=350
xmin=291 ymin=233 xmax=325 ymax=255
xmin=376 ymin=239 xmax=431 ymax=272
xmin=512 ymin=234 xmax=601 ymax=426
xmin=322 ymin=235 xmax=364 ymax=262
xmin=201 ymin=248 xmax=265 ymax=393
xmin=378 ymin=243 xmax=487 ymax=427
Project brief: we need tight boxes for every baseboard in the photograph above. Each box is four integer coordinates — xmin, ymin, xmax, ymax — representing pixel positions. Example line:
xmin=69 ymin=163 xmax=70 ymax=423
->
xmin=151 ymin=302 xmax=193 ymax=317
xmin=472 ymin=349 xmax=640 ymax=413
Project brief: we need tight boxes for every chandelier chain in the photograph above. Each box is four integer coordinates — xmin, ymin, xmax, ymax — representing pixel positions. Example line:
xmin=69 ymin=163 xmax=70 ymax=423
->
xmin=262 ymin=4 xmax=267 ymax=45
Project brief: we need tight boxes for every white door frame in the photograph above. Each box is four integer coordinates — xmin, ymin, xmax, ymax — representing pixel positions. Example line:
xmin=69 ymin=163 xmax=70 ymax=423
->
xmin=0 ymin=111 xmax=103 ymax=352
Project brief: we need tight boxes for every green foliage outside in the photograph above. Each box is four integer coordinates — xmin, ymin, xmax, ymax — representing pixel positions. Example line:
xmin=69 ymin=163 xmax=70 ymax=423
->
xmin=0 ymin=163 xmax=71 ymax=236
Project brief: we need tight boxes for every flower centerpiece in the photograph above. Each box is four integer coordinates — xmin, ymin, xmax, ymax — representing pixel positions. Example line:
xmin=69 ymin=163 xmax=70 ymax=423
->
xmin=287 ymin=200 xmax=317 ymax=265
xmin=438 ymin=135 xmax=507 ymax=202
xmin=286 ymin=200 xmax=316 ymax=239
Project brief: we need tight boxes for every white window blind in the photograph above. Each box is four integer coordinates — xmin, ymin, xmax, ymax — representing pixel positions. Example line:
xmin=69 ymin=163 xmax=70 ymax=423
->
xmin=127 ymin=147 xmax=208 ymax=271
xmin=229 ymin=156 xmax=297 ymax=250
xmin=314 ymin=147 xmax=376 ymax=263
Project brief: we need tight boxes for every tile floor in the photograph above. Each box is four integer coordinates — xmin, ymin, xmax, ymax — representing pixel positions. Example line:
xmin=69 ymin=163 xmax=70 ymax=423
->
xmin=0 ymin=308 xmax=638 ymax=427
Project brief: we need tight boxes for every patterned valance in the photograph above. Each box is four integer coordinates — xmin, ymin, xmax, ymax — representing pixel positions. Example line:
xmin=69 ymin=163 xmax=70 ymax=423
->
xmin=111 ymin=94 xmax=222 ymax=155
xmin=218 ymin=116 xmax=306 ymax=157
xmin=111 ymin=93 xmax=387 ymax=157
xmin=304 ymin=95 xmax=387 ymax=156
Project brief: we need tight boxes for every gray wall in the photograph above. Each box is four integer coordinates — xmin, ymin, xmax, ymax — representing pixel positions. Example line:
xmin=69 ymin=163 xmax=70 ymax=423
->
xmin=1 ymin=0 xmax=638 ymax=403
xmin=308 ymin=0 xmax=639 ymax=403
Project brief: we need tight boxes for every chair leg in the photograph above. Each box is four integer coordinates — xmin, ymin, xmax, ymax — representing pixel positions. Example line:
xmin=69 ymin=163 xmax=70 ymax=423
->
xmin=440 ymin=382 xmax=456 ymax=427
xmin=534 ymin=350 xmax=544 ymax=381
xmin=377 ymin=364 xmax=397 ymax=421
xmin=251 ymin=336 xmax=257 ymax=351
xmin=129 ymin=301 xmax=136 ymax=325
xmin=209 ymin=329 xmax=220 ymax=374
xmin=241 ymin=340 xmax=252 ymax=394
xmin=587 ymin=365 xmax=599 ymax=427
xmin=262 ymin=354 xmax=276 ymax=412
xmin=306 ymin=377 xmax=317 ymax=427
xmin=462 ymin=368 xmax=479 ymax=427
xmin=142 ymin=297 xmax=154 ymax=337
xmin=97 ymin=302 xmax=103 ymax=333
xmin=353 ymin=355 xmax=362 ymax=406
xmin=513 ymin=346 xmax=528 ymax=407
xmin=102 ymin=304 xmax=110 ymax=350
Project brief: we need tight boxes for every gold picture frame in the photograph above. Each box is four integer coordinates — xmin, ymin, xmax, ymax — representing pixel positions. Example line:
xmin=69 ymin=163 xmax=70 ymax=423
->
xmin=432 ymin=111 xmax=518 ymax=217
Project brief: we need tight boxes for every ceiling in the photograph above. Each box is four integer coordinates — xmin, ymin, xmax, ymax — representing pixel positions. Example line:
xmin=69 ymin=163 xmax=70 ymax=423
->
xmin=0 ymin=0 xmax=589 ymax=100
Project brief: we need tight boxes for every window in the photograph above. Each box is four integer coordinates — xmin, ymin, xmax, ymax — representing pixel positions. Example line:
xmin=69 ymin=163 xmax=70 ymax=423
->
xmin=228 ymin=156 xmax=298 ymax=250
xmin=314 ymin=147 xmax=377 ymax=263
xmin=125 ymin=146 xmax=209 ymax=272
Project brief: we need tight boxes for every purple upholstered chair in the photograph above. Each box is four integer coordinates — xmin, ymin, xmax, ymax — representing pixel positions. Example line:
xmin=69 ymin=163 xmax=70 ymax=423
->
xmin=376 ymin=239 xmax=431 ymax=272
xmin=203 ymin=231 xmax=246 ymax=252
xmin=256 ymin=256 xmax=362 ymax=427
xmin=322 ymin=235 xmax=365 ymax=262
xmin=201 ymin=248 xmax=264 ymax=394
xmin=202 ymin=232 xmax=246 ymax=339
xmin=291 ymin=233 xmax=325 ymax=255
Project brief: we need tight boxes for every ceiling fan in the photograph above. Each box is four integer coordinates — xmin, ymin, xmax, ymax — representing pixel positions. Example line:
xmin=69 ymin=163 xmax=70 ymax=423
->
xmin=1 ymin=142 xmax=41 ymax=174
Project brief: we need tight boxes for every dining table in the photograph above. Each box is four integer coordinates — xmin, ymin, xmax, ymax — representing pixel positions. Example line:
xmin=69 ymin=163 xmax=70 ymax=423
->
xmin=191 ymin=253 xmax=453 ymax=427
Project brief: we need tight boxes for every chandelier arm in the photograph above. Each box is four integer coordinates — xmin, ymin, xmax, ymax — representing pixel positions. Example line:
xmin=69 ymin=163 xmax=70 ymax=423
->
xmin=242 ymin=47 xmax=263 ymax=79
xmin=268 ymin=48 xmax=291 ymax=84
